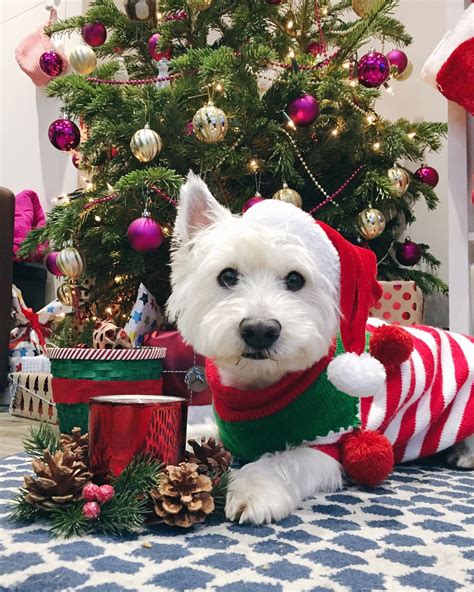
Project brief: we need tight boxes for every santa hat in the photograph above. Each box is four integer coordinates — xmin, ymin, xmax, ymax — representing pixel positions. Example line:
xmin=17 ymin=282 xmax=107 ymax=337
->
xmin=244 ymin=200 xmax=386 ymax=397
xmin=421 ymin=4 xmax=474 ymax=115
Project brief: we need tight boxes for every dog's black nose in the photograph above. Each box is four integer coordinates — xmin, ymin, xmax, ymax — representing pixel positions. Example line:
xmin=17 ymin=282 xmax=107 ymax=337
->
xmin=239 ymin=319 xmax=281 ymax=350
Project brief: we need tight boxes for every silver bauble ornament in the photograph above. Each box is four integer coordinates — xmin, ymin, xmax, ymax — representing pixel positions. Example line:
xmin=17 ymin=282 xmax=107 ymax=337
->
xmin=69 ymin=44 xmax=97 ymax=75
xmin=394 ymin=61 xmax=413 ymax=81
xmin=130 ymin=124 xmax=162 ymax=162
xmin=57 ymin=282 xmax=74 ymax=306
xmin=357 ymin=208 xmax=386 ymax=240
xmin=188 ymin=0 xmax=213 ymax=11
xmin=272 ymin=182 xmax=303 ymax=208
xmin=184 ymin=365 xmax=208 ymax=393
xmin=352 ymin=0 xmax=377 ymax=17
xmin=124 ymin=0 xmax=156 ymax=21
xmin=387 ymin=167 xmax=410 ymax=197
xmin=57 ymin=247 xmax=84 ymax=279
xmin=192 ymin=101 xmax=228 ymax=144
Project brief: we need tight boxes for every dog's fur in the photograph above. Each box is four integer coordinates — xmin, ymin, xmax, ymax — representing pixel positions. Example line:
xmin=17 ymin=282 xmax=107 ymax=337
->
xmin=168 ymin=173 xmax=474 ymax=524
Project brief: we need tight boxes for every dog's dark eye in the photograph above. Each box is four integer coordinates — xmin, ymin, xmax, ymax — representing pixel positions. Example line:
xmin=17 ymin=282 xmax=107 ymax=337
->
xmin=218 ymin=268 xmax=239 ymax=288
xmin=285 ymin=271 xmax=305 ymax=291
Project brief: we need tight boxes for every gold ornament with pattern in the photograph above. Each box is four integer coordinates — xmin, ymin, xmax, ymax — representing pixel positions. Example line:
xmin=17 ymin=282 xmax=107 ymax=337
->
xmin=57 ymin=247 xmax=84 ymax=279
xmin=394 ymin=61 xmax=413 ymax=81
xmin=272 ymin=182 xmax=303 ymax=208
xmin=192 ymin=102 xmax=228 ymax=144
xmin=57 ymin=282 xmax=74 ymax=306
xmin=352 ymin=0 xmax=377 ymax=17
xmin=387 ymin=167 xmax=410 ymax=197
xmin=130 ymin=124 xmax=162 ymax=162
xmin=69 ymin=44 xmax=97 ymax=75
xmin=357 ymin=208 xmax=386 ymax=240
xmin=187 ymin=0 xmax=213 ymax=11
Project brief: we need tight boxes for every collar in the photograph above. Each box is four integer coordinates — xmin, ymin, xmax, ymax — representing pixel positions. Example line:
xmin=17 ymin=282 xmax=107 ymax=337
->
xmin=207 ymin=341 xmax=336 ymax=423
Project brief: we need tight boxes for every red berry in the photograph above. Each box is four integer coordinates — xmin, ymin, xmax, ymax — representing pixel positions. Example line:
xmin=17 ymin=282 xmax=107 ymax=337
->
xmin=82 ymin=501 xmax=101 ymax=520
xmin=82 ymin=482 xmax=100 ymax=502
xmin=96 ymin=484 xmax=115 ymax=503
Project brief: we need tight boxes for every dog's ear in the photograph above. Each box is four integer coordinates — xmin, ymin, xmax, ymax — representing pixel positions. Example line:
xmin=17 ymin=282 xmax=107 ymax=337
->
xmin=175 ymin=171 xmax=231 ymax=242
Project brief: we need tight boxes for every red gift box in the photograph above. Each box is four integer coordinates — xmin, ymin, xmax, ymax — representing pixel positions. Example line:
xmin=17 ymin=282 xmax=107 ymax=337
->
xmin=144 ymin=330 xmax=212 ymax=406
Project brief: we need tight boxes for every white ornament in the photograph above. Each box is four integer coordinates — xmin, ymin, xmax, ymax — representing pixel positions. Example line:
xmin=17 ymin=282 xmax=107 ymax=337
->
xmin=114 ymin=56 xmax=129 ymax=82
xmin=155 ymin=58 xmax=170 ymax=89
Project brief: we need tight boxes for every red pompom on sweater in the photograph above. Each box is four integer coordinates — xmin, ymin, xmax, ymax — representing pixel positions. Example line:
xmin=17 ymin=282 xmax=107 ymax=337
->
xmin=341 ymin=430 xmax=394 ymax=487
xmin=369 ymin=324 xmax=414 ymax=372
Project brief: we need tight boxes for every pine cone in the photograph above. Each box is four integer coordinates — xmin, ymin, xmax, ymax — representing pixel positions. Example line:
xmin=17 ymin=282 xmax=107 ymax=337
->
xmin=150 ymin=463 xmax=214 ymax=528
xmin=23 ymin=449 xmax=92 ymax=510
xmin=184 ymin=437 xmax=232 ymax=478
xmin=59 ymin=427 xmax=89 ymax=463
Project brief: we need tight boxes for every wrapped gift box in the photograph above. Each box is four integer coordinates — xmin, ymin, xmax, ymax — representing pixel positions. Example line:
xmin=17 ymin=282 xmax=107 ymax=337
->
xmin=370 ymin=281 xmax=424 ymax=326
xmin=9 ymin=372 xmax=57 ymax=425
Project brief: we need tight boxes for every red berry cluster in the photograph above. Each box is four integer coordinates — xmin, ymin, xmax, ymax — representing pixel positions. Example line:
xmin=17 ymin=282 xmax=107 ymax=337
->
xmin=82 ymin=483 xmax=115 ymax=520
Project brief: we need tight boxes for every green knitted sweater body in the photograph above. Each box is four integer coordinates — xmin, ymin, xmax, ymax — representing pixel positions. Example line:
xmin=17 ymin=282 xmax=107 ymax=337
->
xmin=207 ymin=338 xmax=361 ymax=461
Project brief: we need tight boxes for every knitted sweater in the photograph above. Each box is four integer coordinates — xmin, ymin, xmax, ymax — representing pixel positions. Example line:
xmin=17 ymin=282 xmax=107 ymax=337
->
xmin=208 ymin=322 xmax=474 ymax=463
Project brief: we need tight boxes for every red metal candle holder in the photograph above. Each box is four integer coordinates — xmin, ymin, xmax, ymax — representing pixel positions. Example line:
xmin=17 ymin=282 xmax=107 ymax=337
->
xmin=89 ymin=395 xmax=187 ymax=478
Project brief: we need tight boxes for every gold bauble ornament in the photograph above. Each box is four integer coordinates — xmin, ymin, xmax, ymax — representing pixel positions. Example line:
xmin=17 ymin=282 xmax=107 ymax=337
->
xmin=394 ymin=61 xmax=413 ymax=81
xmin=188 ymin=0 xmax=213 ymax=11
xmin=57 ymin=282 xmax=74 ymax=306
xmin=69 ymin=44 xmax=97 ymax=75
xmin=192 ymin=101 xmax=228 ymax=144
xmin=57 ymin=247 xmax=84 ymax=279
xmin=352 ymin=0 xmax=377 ymax=17
xmin=124 ymin=0 xmax=156 ymax=21
xmin=272 ymin=183 xmax=303 ymax=208
xmin=387 ymin=166 xmax=410 ymax=197
xmin=357 ymin=208 xmax=386 ymax=240
xmin=130 ymin=124 xmax=162 ymax=162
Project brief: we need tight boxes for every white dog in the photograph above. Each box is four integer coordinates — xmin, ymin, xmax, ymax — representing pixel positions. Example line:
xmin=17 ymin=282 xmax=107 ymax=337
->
xmin=168 ymin=173 xmax=474 ymax=524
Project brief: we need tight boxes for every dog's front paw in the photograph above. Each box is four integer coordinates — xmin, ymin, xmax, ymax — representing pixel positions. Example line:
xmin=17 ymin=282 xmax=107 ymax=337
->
xmin=225 ymin=468 xmax=293 ymax=525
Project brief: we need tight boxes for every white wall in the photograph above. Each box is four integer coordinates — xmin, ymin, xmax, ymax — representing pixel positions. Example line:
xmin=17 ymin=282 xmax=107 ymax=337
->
xmin=0 ymin=0 xmax=83 ymax=212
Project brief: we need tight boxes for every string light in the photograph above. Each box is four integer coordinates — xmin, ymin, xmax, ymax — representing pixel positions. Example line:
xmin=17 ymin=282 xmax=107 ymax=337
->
xmin=321 ymin=6 xmax=328 ymax=16
xmin=331 ymin=127 xmax=339 ymax=137
xmin=287 ymin=48 xmax=295 ymax=59
xmin=114 ymin=275 xmax=123 ymax=284
xmin=94 ymin=215 xmax=101 ymax=222
xmin=407 ymin=131 xmax=416 ymax=139
xmin=214 ymin=82 xmax=223 ymax=92
xmin=349 ymin=79 xmax=357 ymax=87
xmin=248 ymin=158 xmax=260 ymax=173
xmin=343 ymin=61 xmax=351 ymax=69
xmin=91 ymin=315 xmax=97 ymax=321
xmin=286 ymin=19 xmax=294 ymax=30
xmin=366 ymin=114 xmax=376 ymax=125
xmin=372 ymin=141 xmax=381 ymax=151
xmin=106 ymin=307 xmax=113 ymax=315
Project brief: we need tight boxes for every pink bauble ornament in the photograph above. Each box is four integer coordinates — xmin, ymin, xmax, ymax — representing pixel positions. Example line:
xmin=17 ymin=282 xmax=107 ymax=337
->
xmin=184 ymin=120 xmax=195 ymax=137
xmin=306 ymin=41 xmax=324 ymax=57
xmin=82 ymin=483 xmax=101 ymax=502
xmin=386 ymin=49 xmax=408 ymax=75
xmin=396 ymin=239 xmax=422 ymax=266
xmin=81 ymin=22 xmax=107 ymax=47
xmin=288 ymin=94 xmax=320 ymax=127
xmin=96 ymin=484 xmax=115 ymax=504
xmin=127 ymin=214 xmax=164 ymax=253
xmin=39 ymin=51 xmax=64 ymax=77
xmin=45 ymin=251 xmax=65 ymax=277
xmin=242 ymin=194 xmax=265 ymax=213
xmin=147 ymin=33 xmax=172 ymax=61
xmin=415 ymin=166 xmax=439 ymax=188
xmin=357 ymin=51 xmax=390 ymax=88
xmin=48 ymin=118 xmax=81 ymax=151
xmin=82 ymin=501 xmax=101 ymax=519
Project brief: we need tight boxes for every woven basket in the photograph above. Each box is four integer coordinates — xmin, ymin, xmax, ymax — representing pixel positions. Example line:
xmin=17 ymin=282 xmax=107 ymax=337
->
xmin=48 ymin=347 xmax=166 ymax=434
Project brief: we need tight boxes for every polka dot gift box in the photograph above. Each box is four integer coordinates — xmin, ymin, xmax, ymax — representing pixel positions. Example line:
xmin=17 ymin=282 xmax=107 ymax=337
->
xmin=369 ymin=281 xmax=424 ymax=326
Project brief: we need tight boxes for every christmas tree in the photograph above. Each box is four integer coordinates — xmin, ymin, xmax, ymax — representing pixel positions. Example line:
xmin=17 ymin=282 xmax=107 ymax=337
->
xmin=20 ymin=0 xmax=448 ymax=329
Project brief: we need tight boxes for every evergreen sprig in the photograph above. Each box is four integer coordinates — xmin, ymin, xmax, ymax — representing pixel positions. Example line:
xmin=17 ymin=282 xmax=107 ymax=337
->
xmin=23 ymin=423 xmax=59 ymax=459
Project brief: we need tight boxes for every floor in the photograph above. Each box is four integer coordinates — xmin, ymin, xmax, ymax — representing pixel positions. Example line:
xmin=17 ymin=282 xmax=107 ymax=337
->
xmin=0 ymin=411 xmax=56 ymax=457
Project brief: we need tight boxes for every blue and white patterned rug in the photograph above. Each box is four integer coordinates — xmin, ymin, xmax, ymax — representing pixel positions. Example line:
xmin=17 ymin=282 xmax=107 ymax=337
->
xmin=0 ymin=454 xmax=473 ymax=591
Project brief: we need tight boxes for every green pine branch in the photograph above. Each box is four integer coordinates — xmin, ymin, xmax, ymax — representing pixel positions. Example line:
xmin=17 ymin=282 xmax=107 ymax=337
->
xmin=9 ymin=491 xmax=40 ymax=523
xmin=50 ymin=502 xmax=90 ymax=538
xmin=23 ymin=423 xmax=60 ymax=459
